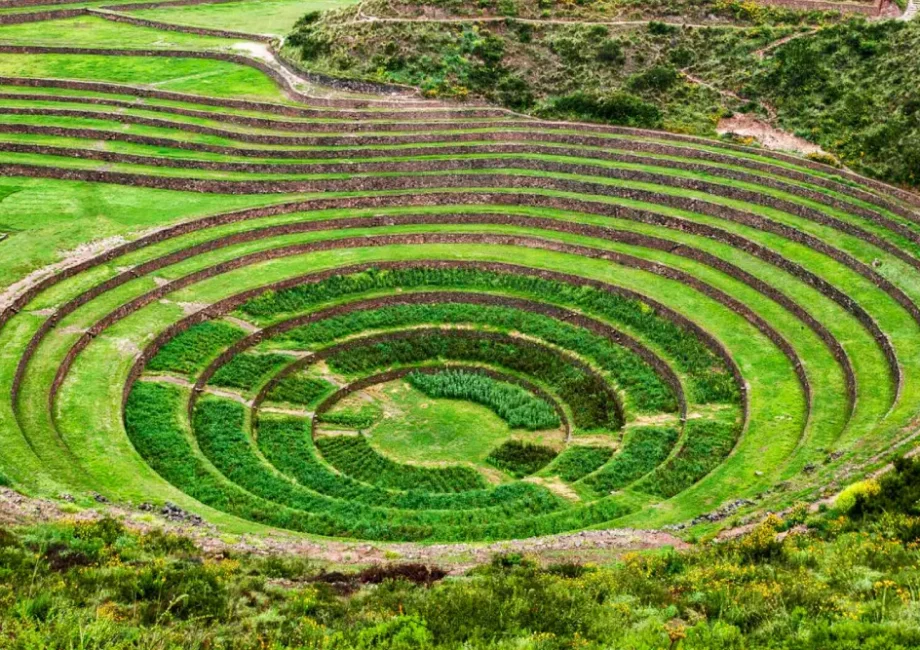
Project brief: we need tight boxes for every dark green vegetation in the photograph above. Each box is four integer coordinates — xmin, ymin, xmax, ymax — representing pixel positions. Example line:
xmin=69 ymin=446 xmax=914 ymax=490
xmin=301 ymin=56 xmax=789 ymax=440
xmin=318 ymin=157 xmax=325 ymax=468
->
xmin=5 ymin=458 xmax=920 ymax=649
xmin=545 ymin=444 xmax=614 ymax=482
xmin=315 ymin=434 xmax=487 ymax=492
xmin=584 ymin=426 xmax=680 ymax=495
xmin=636 ymin=419 xmax=740 ymax=497
xmin=317 ymin=403 xmax=384 ymax=429
xmin=324 ymin=332 xmax=624 ymax=432
xmin=265 ymin=375 xmax=336 ymax=407
xmin=405 ymin=369 xmax=561 ymax=430
xmin=291 ymin=7 xmax=920 ymax=189
xmin=146 ymin=322 xmax=246 ymax=376
xmin=746 ymin=20 xmax=920 ymax=187
xmin=486 ymin=440 xmax=559 ymax=477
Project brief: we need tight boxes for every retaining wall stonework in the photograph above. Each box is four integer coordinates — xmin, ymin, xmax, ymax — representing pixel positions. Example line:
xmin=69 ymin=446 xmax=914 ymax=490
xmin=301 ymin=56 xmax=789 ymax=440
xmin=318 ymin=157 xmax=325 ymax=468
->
xmin=0 ymin=67 xmax=915 ymax=206
xmin=0 ymin=7 xmax=86 ymax=24
xmin=1 ymin=161 xmax=913 ymax=359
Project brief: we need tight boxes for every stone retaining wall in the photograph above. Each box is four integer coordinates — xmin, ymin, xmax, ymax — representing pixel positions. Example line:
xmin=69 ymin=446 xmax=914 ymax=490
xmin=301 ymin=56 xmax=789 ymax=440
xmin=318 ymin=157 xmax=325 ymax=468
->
xmin=0 ymin=7 xmax=85 ymax=24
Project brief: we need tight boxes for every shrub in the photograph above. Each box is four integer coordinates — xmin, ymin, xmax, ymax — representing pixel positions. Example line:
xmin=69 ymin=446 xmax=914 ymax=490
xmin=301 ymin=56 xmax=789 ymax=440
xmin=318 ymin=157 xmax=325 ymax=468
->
xmin=596 ymin=39 xmax=625 ymax=64
xmin=836 ymin=479 xmax=881 ymax=514
xmin=628 ymin=65 xmax=680 ymax=93
xmin=486 ymin=441 xmax=558 ymax=477
xmin=848 ymin=456 xmax=920 ymax=518
xmin=544 ymin=91 xmax=662 ymax=128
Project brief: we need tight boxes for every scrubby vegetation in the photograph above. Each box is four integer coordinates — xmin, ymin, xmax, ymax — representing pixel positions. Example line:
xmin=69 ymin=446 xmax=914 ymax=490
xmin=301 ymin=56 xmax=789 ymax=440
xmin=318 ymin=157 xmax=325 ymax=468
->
xmin=288 ymin=5 xmax=920 ymax=189
xmin=5 ymin=457 xmax=920 ymax=648
xmin=746 ymin=20 xmax=920 ymax=187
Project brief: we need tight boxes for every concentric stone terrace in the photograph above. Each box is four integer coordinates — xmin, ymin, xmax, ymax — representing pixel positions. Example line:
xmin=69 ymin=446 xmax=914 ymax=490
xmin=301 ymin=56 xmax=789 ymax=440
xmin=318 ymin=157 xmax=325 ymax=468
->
xmin=3 ymin=49 xmax=920 ymax=542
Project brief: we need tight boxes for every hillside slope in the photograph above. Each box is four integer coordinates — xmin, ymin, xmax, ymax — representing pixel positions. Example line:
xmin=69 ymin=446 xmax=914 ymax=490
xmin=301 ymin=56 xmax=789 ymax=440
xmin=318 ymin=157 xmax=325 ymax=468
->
xmin=286 ymin=4 xmax=919 ymax=187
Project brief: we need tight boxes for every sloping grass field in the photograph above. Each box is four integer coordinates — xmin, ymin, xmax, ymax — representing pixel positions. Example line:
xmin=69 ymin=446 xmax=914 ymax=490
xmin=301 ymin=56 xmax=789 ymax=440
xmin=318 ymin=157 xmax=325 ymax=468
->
xmin=1 ymin=7 xmax=920 ymax=544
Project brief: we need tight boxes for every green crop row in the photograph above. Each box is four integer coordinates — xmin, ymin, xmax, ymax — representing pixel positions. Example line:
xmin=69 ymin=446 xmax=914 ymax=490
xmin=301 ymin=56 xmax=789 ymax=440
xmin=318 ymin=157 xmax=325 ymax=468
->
xmin=635 ymin=419 xmax=740 ymax=498
xmin=280 ymin=301 xmax=676 ymax=414
xmin=125 ymin=383 xmax=585 ymax=540
xmin=544 ymin=445 xmax=614 ymax=483
xmin=325 ymin=330 xmax=623 ymax=432
xmin=208 ymin=352 xmax=292 ymax=393
xmin=406 ymin=369 xmax=560 ymax=430
xmin=239 ymin=266 xmax=735 ymax=404
xmin=257 ymin=415 xmax=563 ymax=513
xmin=122 ymin=382 xmax=638 ymax=539
xmin=264 ymin=375 xmax=335 ymax=407
xmin=146 ymin=321 xmax=246 ymax=376
xmin=317 ymin=403 xmax=383 ymax=429
xmin=582 ymin=426 xmax=680 ymax=496
xmin=314 ymin=434 xmax=487 ymax=493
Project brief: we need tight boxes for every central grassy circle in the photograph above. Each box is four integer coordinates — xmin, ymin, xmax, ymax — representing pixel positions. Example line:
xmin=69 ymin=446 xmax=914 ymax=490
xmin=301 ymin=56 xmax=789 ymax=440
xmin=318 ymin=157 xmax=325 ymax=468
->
xmin=336 ymin=381 xmax=520 ymax=464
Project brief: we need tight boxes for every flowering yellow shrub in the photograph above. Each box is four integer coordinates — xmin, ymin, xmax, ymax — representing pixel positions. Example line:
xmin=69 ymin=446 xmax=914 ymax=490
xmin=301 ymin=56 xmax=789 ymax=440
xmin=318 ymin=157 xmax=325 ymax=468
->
xmin=836 ymin=479 xmax=882 ymax=513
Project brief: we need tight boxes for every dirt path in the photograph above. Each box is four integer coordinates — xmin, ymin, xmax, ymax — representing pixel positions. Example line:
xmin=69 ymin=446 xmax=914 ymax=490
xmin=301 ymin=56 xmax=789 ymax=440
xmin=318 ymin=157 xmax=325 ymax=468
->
xmin=143 ymin=374 xmax=253 ymax=406
xmin=900 ymin=0 xmax=918 ymax=20
xmin=716 ymin=113 xmax=827 ymax=156
xmin=754 ymin=29 xmax=819 ymax=58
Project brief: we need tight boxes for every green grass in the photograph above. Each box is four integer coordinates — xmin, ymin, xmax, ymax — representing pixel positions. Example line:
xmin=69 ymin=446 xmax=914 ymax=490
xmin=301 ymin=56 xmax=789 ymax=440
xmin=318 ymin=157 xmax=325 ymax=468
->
xmin=0 ymin=16 xmax=246 ymax=50
xmin=133 ymin=0 xmax=362 ymax=36
xmin=0 ymin=54 xmax=285 ymax=100
xmin=360 ymin=380 xmax=520 ymax=465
